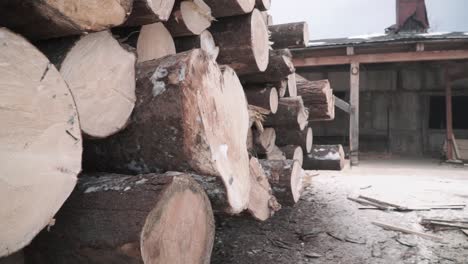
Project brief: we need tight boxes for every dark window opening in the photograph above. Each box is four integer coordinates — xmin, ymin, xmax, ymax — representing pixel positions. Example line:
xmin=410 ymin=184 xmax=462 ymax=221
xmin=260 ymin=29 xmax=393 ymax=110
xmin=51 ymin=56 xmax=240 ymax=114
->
xmin=429 ymin=96 xmax=468 ymax=129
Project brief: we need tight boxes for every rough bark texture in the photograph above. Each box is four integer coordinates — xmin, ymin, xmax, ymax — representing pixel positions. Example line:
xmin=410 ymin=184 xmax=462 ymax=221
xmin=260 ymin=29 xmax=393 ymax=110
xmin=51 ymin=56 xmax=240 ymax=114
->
xmin=0 ymin=28 xmax=82 ymax=257
xmin=240 ymin=49 xmax=295 ymax=84
xmin=124 ymin=0 xmax=175 ymax=26
xmin=165 ymin=0 xmax=213 ymax=37
xmin=113 ymin=23 xmax=176 ymax=63
xmin=37 ymin=31 xmax=137 ymax=138
xmin=259 ymin=159 xmax=303 ymax=206
xmin=174 ymin=30 xmax=219 ymax=59
xmin=204 ymin=0 xmax=255 ymax=17
xmin=244 ymin=86 xmax=278 ymax=114
xmin=264 ymin=97 xmax=309 ymax=131
xmin=303 ymin=145 xmax=345 ymax=171
xmin=210 ymin=9 xmax=269 ymax=75
xmin=255 ymin=0 xmax=271 ymax=11
xmin=279 ymin=145 xmax=303 ymax=166
xmin=296 ymin=74 xmax=335 ymax=121
xmin=84 ymin=52 xmax=251 ymax=214
xmin=273 ymin=79 xmax=288 ymax=98
xmin=0 ymin=0 xmax=132 ymax=40
xmin=274 ymin=127 xmax=313 ymax=154
xmin=269 ymin=22 xmax=309 ymax=49
xmin=25 ymin=173 xmax=215 ymax=264
xmin=252 ymin=128 xmax=276 ymax=155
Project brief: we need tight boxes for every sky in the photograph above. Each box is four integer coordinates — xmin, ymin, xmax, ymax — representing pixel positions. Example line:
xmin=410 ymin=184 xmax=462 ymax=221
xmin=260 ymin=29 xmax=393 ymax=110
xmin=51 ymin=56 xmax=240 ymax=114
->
xmin=270 ymin=0 xmax=468 ymax=40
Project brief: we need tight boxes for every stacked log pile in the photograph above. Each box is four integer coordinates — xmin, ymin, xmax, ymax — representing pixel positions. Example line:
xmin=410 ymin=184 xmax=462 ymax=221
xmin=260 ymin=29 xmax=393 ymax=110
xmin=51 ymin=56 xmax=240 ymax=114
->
xmin=0 ymin=0 xmax=342 ymax=262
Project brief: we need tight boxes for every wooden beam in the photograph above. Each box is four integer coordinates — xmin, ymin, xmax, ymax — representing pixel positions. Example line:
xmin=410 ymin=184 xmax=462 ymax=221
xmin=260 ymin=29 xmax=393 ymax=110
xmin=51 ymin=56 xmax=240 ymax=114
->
xmin=293 ymin=49 xmax=468 ymax=67
xmin=349 ymin=62 xmax=360 ymax=166
xmin=334 ymin=95 xmax=350 ymax=113
xmin=445 ymin=67 xmax=454 ymax=161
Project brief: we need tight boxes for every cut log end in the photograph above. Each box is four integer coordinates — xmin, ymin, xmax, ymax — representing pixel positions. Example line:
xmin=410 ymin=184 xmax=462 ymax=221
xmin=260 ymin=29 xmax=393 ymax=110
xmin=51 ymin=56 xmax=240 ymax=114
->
xmin=124 ymin=0 xmax=176 ymax=26
xmin=174 ymin=30 xmax=219 ymax=59
xmin=287 ymin=73 xmax=298 ymax=97
xmin=306 ymin=127 xmax=313 ymax=153
xmin=60 ymin=30 xmax=136 ymax=138
xmin=0 ymin=28 xmax=82 ymax=257
xmin=140 ymin=175 xmax=214 ymax=264
xmin=270 ymin=87 xmax=279 ymax=114
xmin=137 ymin=23 xmax=176 ymax=63
xmin=166 ymin=0 xmax=213 ymax=37
xmin=204 ymin=0 xmax=255 ymax=18
xmin=248 ymin=158 xmax=280 ymax=221
xmin=280 ymin=145 xmax=304 ymax=166
xmin=256 ymin=0 xmax=271 ymax=11
xmin=290 ymin=160 xmax=303 ymax=203
xmin=251 ymin=9 xmax=270 ymax=72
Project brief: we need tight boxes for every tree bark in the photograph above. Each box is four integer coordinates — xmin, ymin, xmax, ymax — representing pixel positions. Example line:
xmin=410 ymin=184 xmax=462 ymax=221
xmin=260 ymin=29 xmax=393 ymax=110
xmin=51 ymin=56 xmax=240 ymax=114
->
xmin=25 ymin=173 xmax=215 ymax=264
xmin=279 ymin=145 xmax=303 ymax=166
xmin=252 ymin=128 xmax=276 ymax=155
xmin=204 ymin=0 xmax=255 ymax=17
xmin=210 ymin=9 xmax=269 ymax=75
xmin=273 ymin=79 xmax=288 ymax=98
xmin=0 ymin=28 xmax=82 ymax=257
xmin=264 ymin=97 xmax=309 ymax=131
xmin=269 ymin=22 xmax=309 ymax=49
xmin=240 ymin=49 xmax=295 ymax=84
xmin=84 ymin=54 xmax=251 ymax=214
xmin=124 ymin=0 xmax=175 ymax=26
xmin=0 ymin=0 xmax=133 ymax=40
xmin=255 ymin=0 xmax=271 ymax=11
xmin=113 ymin=23 xmax=176 ymax=63
xmin=274 ymin=127 xmax=313 ymax=154
xmin=244 ymin=86 xmax=279 ymax=114
xmin=295 ymin=74 xmax=335 ymax=120
xmin=36 ymin=31 xmax=137 ymax=139
xmin=174 ymin=30 xmax=219 ymax=59
xmin=165 ymin=0 xmax=213 ymax=37
xmin=303 ymin=145 xmax=345 ymax=171
xmin=259 ymin=160 xmax=303 ymax=206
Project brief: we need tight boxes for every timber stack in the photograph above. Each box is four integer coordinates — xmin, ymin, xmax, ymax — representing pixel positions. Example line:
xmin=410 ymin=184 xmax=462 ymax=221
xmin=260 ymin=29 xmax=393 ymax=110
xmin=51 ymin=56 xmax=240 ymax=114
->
xmin=0 ymin=0 xmax=341 ymax=262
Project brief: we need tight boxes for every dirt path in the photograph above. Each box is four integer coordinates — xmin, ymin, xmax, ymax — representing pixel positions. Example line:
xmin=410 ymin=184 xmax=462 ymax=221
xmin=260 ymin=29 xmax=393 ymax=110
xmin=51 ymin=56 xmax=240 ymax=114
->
xmin=212 ymin=159 xmax=468 ymax=264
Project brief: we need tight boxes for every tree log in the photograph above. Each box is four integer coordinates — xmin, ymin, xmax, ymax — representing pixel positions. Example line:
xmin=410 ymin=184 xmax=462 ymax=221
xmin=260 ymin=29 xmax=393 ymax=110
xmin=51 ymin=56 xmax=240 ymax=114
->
xmin=266 ymin=145 xmax=286 ymax=161
xmin=248 ymin=105 xmax=270 ymax=131
xmin=273 ymin=79 xmax=288 ymax=97
xmin=274 ymin=127 xmax=313 ymax=154
xmin=252 ymin=128 xmax=276 ymax=155
xmin=303 ymin=145 xmax=345 ymax=171
xmin=204 ymin=0 xmax=255 ymax=17
xmin=210 ymin=9 xmax=269 ymax=75
xmin=264 ymin=97 xmax=309 ymax=131
xmin=165 ymin=0 xmax=213 ymax=37
xmin=255 ymin=0 xmax=271 ymax=11
xmin=174 ymin=30 xmax=219 ymax=59
xmin=37 ymin=31 xmax=137 ymax=138
xmin=124 ymin=0 xmax=176 ymax=26
xmin=309 ymin=99 xmax=335 ymax=121
xmin=269 ymin=22 xmax=309 ymax=49
xmin=25 ymin=173 xmax=215 ymax=264
xmin=296 ymin=75 xmax=333 ymax=105
xmin=113 ymin=23 xmax=176 ymax=63
xmin=0 ymin=28 xmax=82 ymax=257
xmin=244 ymin=86 xmax=279 ymax=114
xmin=261 ymin=11 xmax=273 ymax=26
xmin=259 ymin=159 xmax=303 ymax=206
xmin=287 ymin=73 xmax=298 ymax=97
xmin=279 ymin=145 xmax=303 ymax=166
xmin=241 ymin=49 xmax=295 ymax=84
xmin=0 ymin=0 xmax=132 ymax=40
xmin=84 ymin=52 xmax=251 ymax=214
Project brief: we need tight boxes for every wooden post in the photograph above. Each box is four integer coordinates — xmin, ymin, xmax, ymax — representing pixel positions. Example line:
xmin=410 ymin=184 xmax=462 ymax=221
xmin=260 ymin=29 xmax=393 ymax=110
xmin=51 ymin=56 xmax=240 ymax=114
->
xmin=350 ymin=62 xmax=360 ymax=166
xmin=445 ymin=67 xmax=454 ymax=161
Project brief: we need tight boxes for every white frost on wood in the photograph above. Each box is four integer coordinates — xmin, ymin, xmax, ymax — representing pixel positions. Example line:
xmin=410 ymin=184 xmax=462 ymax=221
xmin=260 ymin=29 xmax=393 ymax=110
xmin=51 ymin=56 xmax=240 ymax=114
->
xmin=348 ymin=33 xmax=386 ymax=39
xmin=150 ymin=67 xmax=169 ymax=97
xmin=314 ymin=152 xmax=340 ymax=161
xmin=418 ymin=32 xmax=450 ymax=37
xmin=308 ymin=41 xmax=327 ymax=46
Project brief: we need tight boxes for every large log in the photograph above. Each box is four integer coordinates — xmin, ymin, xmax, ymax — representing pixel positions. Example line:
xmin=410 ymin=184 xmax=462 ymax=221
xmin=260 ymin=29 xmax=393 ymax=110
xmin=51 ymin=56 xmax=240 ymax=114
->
xmin=274 ymin=79 xmax=288 ymax=97
xmin=25 ymin=173 xmax=215 ymax=264
xmin=279 ymin=145 xmax=303 ymax=166
xmin=204 ymin=0 xmax=255 ymax=17
xmin=303 ymin=145 xmax=345 ymax=171
xmin=165 ymin=0 xmax=213 ymax=37
xmin=210 ymin=9 xmax=269 ymax=75
xmin=241 ymin=49 xmax=295 ymax=84
xmin=255 ymin=0 xmax=271 ymax=11
xmin=244 ymin=85 xmax=279 ymax=114
xmin=0 ymin=0 xmax=132 ymax=40
xmin=113 ymin=22 xmax=176 ymax=63
xmin=269 ymin=22 xmax=309 ymax=49
xmin=275 ymin=127 xmax=313 ymax=154
xmin=84 ymin=51 xmax=251 ymax=214
xmin=259 ymin=159 xmax=303 ymax=206
xmin=0 ymin=28 xmax=82 ymax=257
xmin=264 ymin=97 xmax=309 ymax=131
xmin=309 ymin=98 xmax=335 ymax=121
xmin=124 ymin=0 xmax=175 ymax=26
xmin=296 ymin=75 xmax=335 ymax=120
xmin=37 ymin=31 xmax=137 ymax=138
xmin=252 ymin=128 xmax=276 ymax=155
xmin=174 ymin=30 xmax=219 ymax=59
xmin=266 ymin=145 xmax=286 ymax=161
